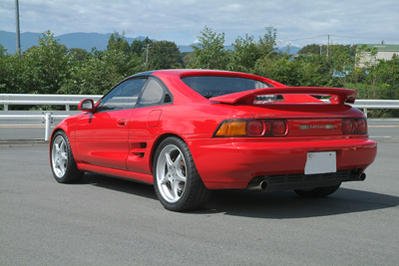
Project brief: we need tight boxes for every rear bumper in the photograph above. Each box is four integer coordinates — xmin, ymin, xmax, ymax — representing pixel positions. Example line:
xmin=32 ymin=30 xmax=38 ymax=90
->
xmin=248 ymin=170 xmax=365 ymax=192
xmin=188 ymin=137 xmax=377 ymax=190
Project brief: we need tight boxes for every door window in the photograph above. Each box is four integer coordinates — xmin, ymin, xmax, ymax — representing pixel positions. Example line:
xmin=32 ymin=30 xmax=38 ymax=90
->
xmin=98 ymin=78 xmax=146 ymax=111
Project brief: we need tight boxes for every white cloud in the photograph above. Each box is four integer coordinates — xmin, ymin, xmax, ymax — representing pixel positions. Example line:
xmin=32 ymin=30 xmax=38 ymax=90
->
xmin=0 ymin=0 xmax=398 ymax=45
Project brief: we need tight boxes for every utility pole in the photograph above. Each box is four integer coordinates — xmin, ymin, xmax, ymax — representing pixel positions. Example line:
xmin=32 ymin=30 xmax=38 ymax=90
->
xmin=326 ymin=34 xmax=330 ymax=59
xmin=144 ymin=44 xmax=150 ymax=67
xmin=15 ymin=0 xmax=21 ymax=57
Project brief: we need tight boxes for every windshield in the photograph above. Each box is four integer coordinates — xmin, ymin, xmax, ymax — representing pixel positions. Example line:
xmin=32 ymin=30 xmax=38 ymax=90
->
xmin=181 ymin=76 xmax=270 ymax=98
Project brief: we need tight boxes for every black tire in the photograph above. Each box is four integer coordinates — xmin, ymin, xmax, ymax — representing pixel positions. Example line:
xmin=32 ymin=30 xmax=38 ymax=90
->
xmin=50 ymin=131 xmax=83 ymax=183
xmin=294 ymin=183 xmax=341 ymax=198
xmin=153 ymin=137 xmax=210 ymax=211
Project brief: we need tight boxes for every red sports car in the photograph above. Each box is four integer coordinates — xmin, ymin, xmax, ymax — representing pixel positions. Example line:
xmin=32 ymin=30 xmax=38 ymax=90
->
xmin=50 ymin=69 xmax=377 ymax=211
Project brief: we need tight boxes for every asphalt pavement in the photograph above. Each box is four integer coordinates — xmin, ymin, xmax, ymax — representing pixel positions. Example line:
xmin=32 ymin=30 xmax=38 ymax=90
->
xmin=0 ymin=127 xmax=399 ymax=265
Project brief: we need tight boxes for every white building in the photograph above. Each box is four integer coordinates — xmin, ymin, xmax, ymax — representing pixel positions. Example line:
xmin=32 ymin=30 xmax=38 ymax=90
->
xmin=357 ymin=44 xmax=399 ymax=67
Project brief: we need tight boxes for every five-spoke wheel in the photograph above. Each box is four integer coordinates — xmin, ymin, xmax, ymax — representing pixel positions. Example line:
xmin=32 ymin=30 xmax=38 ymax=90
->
xmin=153 ymin=137 xmax=209 ymax=211
xmin=50 ymin=131 xmax=82 ymax=183
xmin=156 ymin=144 xmax=187 ymax=203
xmin=51 ymin=135 xmax=69 ymax=178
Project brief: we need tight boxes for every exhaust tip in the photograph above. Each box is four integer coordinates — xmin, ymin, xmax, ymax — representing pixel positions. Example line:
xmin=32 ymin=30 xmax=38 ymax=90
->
xmin=359 ymin=173 xmax=366 ymax=181
xmin=260 ymin=180 xmax=268 ymax=190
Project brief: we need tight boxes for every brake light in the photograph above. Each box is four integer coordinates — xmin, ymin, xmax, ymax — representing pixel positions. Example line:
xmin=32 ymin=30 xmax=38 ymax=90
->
xmin=355 ymin=118 xmax=367 ymax=134
xmin=342 ymin=118 xmax=367 ymax=135
xmin=271 ymin=120 xmax=287 ymax=136
xmin=215 ymin=119 xmax=287 ymax=137
xmin=246 ymin=120 xmax=264 ymax=136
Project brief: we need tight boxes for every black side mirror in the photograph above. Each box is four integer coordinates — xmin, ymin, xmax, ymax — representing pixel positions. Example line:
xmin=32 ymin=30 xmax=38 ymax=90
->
xmin=78 ymin=98 xmax=95 ymax=112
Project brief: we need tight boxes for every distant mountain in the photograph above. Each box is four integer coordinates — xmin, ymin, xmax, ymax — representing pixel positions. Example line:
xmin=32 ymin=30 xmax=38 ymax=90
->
xmin=0 ymin=30 xmax=300 ymax=55
xmin=0 ymin=31 xmax=42 ymax=53
xmin=0 ymin=31 xmax=146 ymax=53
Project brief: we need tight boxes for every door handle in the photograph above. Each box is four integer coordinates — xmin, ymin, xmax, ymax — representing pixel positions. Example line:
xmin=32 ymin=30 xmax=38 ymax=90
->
xmin=117 ymin=119 xmax=127 ymax=127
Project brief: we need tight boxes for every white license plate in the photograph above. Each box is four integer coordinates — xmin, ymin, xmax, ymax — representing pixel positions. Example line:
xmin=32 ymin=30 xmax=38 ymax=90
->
xmin=305 ymin=151 xmax=336 ymax=175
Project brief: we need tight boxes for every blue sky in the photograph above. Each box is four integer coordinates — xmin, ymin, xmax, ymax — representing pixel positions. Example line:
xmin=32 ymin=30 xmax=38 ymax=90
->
xmin=1 ymin=0 xmax=398 ymax=46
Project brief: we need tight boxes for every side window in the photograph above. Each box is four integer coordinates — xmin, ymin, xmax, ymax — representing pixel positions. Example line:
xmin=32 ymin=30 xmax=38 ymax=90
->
xmin=138 ymin=78 xmax=171 ymax=106
xmin=98 ymin=78 xmax=146 ymax=111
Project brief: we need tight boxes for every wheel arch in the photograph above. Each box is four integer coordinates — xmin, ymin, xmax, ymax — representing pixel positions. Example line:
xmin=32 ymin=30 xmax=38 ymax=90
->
xmin=149 ymin=133 xmax=187 ymax=173
xmin=50 ymin=123 xmax=70 ymax=142
xmin=49 ymin=124 xmax=78 ymax=162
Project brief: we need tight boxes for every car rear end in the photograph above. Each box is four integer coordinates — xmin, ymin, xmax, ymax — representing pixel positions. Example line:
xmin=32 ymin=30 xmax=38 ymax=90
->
xmin=186 ymin=86 xmax=377 ymax=191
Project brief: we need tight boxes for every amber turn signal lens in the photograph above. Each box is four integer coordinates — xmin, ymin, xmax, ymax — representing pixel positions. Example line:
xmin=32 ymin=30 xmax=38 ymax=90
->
xmin=215 ymin=120 xmax=247 ymax=137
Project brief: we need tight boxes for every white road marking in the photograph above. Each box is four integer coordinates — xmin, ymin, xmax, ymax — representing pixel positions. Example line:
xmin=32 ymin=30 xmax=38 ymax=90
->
xmin=368 ymin=125 xmax=399 ymax=128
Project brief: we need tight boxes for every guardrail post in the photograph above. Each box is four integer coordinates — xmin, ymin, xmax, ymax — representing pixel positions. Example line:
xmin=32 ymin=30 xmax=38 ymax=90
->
xmin=363 ymin=108 xmax=368 ymax=118
xmin=4 ymin=104 xmax=8 ymax=111
xmin=66 ymin=104 xmax=70 ymax=111
xmin=44 ymin=112 xmax=52 ymax=141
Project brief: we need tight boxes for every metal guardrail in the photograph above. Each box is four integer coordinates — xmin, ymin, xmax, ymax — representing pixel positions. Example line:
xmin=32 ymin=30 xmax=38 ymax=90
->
xmin=0 ymin=94 xmax=399 ymax=141
xmin=0 ymin=93 xmax=102 ymax=111
xmin=0 ymin=94 xmax=101 ymax=141
xmin=353 ymin=99 xmax=399 ymax=117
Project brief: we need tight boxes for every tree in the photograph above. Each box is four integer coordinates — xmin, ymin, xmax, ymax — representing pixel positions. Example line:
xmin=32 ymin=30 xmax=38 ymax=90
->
xmin=187 ymin=26 xmax=229 ymax=69
xmin=0 ymin=55 xmax=25 ymax=93
xmin=59 ymin=54 xmax=121 ymax=95
xmin=107 ymin=32 xmax=130 ymax=54
xmin=298 ymin=44 xmax=323 ymax=55
xmin=22 ymin=31 xmax=69 ymax=94
xmin=147 ymin=40 xmax=182 ymax=69
xmin=255 ymin=55 xmax=302 ymax=85
xmin=258 ymin=27 xmax=277 ymax=58
xmin=228 ymin=28 xmax=278 ymax=72
xmin=0 ymin=44 xmax=7 ymax=57
xmin=228 ymin=34 xmax=261 ymax=72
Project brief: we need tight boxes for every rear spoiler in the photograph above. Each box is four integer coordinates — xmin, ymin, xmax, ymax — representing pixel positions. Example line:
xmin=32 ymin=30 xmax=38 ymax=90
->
xmin=209 ymin=87 xmax=356 ymax=105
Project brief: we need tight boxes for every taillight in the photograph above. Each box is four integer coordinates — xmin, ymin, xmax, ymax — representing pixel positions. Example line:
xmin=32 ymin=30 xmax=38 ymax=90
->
xmin=215 ymin=119 xmax=287 ymax=137
xmin=342 ymin=118 xmax=367 ymax=135
xmin=271 ymin=120 xmax=287 ymax=136
xmin=246 ymin=120 xmax=264 ymax=136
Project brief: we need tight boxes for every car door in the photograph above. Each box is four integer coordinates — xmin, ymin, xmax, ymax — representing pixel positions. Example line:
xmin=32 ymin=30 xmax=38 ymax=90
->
xmin=126 ymin=77 xmax=173 ymax=174
xmin=75 ymin=77 xmax=147 ymax=170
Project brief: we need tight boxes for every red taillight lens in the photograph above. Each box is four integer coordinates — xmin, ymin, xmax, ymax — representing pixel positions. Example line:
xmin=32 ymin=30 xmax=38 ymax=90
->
xmin=271 ymin=120 xmax=287 ymax=136
xmin=355 ymin=118 xmax=367 ymax=134
xmin=342 ymin=118 xmax=367 ymax=135
xmin=246 ymin=120 xmax=264 ymax=136
xmin=342 ymin=119 xmax=354 ymax=134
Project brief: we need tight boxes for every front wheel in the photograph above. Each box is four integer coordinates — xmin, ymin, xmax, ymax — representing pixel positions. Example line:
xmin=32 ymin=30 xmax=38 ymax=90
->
xmin=294 ymin=184 xmax=341 ymax=198
xmin=153 ymin=137 xmax=209 ymax=211
xmin=50 ymin=131 xmax=83 ymax=183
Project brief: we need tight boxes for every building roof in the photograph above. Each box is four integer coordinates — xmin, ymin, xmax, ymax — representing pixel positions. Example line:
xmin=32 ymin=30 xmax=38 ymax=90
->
xmin=361 ymin=44 xmax=399 ymax=52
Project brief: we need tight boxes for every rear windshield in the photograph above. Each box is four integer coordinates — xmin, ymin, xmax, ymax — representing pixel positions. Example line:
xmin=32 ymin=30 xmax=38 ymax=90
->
xmin=181 ymin=76 xmax=270 ymax=98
